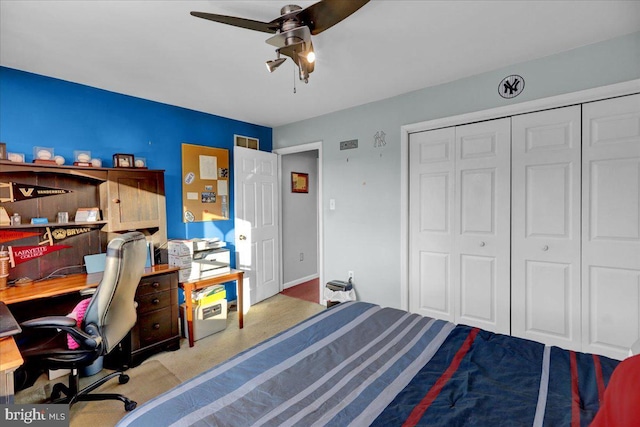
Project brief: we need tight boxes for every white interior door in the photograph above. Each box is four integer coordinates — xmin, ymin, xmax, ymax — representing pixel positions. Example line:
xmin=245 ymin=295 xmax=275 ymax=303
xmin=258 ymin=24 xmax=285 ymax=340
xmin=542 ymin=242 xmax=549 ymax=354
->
xmin=511 ymin=106 xmax=582 ymax=350
xmin=409 ymin=127 xmax=456 ymax=321
xmin=234 ymin=147 xmax=280 ymax=310
xmin=582 ymin=93 xmax=640 ymax=360
xmin=454 ymin=118 xmax=511 ymax=334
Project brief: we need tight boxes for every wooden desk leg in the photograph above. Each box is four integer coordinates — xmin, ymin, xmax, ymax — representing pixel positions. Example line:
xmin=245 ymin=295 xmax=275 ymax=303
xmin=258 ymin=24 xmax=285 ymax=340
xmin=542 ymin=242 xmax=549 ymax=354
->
xmin=238 ymin=275 xmax=243 ymax=329
xmin=185 ymin=283 xmax=195 ymax=348
xmin=0 ymin=368 xmax=17 ymax=404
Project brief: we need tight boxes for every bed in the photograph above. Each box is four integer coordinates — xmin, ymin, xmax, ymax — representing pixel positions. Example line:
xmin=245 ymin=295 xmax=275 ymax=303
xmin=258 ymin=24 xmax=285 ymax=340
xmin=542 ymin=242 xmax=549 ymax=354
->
xmin=117 ymin=301 xmax=620 ymax=427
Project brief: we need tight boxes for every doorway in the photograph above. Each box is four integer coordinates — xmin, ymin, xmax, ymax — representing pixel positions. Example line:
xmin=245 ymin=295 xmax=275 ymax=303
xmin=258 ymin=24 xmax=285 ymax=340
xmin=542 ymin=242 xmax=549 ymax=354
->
xmin=274 ymin=142 xmax=324 ymax=304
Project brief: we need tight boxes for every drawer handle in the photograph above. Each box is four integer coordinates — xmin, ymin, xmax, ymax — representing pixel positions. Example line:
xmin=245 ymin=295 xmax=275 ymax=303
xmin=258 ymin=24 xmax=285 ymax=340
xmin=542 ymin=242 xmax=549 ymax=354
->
xmin=112 ymin=198 xmax=121 ymax=204
xmin=153 ymin=323 xmax=160 ymax=330
xmin=152 ymin=282 xmax=160 ymax=288
xmin=152 ymin=298 xmax=160 ymax=304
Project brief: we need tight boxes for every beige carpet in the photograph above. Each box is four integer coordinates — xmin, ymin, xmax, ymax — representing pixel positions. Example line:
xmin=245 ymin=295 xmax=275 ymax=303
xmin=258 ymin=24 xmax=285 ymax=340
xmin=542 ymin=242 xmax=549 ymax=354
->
xmin=15 ymin=293 xmax=325 ymax=426
xmin=70 ymin=360 xmax=180 ymax=426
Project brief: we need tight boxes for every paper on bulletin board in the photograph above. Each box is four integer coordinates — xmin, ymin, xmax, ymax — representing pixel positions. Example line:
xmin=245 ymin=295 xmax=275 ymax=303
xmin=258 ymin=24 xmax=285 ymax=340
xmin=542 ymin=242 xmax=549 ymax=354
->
xmin=199 ymin=155 xmax=218 ymax=179
xmin=181 ymin=143 xmax=229 ymax=222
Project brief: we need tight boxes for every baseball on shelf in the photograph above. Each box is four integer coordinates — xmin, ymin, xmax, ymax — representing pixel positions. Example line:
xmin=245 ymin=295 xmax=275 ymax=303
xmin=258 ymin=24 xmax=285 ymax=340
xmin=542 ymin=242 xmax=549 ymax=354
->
xmin=77 ymin=153 xmax=90 ymax=163
xmin=37 ymin=149 xmax=52 ymax=160
xmin=8 ymin=153 xmax=22 ymax=162
xmin=54 ymin=155 xmax=65 ymax=165
xmin=135 ymin=159 xmax=145 ymax=167
xmin=91 ymin=158 xmax=102 ymax=167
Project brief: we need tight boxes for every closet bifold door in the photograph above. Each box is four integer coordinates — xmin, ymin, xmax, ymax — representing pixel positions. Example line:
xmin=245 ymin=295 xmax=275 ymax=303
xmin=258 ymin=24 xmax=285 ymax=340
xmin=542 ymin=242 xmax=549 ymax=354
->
xmin=582 ymin=93 xmax=640 ymax=360
xmin=409 ymin=127 xmax=456 ymax=322
xmin=511 ymin=106 xmax=582 ymax=351
xmin=454 ymin=118 xmax=511 ymax=334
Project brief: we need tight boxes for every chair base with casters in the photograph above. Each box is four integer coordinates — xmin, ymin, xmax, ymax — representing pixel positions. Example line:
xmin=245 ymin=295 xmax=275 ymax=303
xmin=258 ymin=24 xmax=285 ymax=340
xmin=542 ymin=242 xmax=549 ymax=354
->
xmin=50 ymin=368 xmax=136 ymax=411
xmin=16 ymin=320 xmax=137 ymax=411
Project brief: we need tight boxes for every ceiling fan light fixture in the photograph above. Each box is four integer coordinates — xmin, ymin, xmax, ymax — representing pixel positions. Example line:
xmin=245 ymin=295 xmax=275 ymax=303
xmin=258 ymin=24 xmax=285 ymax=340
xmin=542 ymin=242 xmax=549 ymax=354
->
xmin=265 ymin=57 xmax=286 ymax=73
xmin=297 ymin=42 xmax=315 ymax=64
xmin=191 ymin=0 xmax=371 ymax=84
xmin=306 ymin=49 xmax=315 ymax=64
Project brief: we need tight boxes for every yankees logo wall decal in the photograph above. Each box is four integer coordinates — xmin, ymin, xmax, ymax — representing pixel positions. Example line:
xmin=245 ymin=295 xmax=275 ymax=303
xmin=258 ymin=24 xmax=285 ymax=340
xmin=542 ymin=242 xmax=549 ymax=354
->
xmin=498 ymin=74 xmax=525 ymax=99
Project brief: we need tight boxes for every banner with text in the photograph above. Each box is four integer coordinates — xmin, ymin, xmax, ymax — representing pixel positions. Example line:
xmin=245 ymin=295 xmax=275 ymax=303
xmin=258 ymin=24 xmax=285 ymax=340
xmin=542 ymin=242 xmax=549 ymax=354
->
xmin=0 ymin=181 xmax=71 ymax=203
xmin=9 ymin=244 xmax=71 ymax=267
xmin=0 ymin=230 xmax=41 ymax=245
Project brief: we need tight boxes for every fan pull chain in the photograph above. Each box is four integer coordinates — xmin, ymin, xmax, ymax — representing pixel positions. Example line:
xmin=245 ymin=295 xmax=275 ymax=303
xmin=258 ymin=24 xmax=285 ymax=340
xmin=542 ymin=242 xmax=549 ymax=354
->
xmin=293 ymin=63 xmax=297 ymax=94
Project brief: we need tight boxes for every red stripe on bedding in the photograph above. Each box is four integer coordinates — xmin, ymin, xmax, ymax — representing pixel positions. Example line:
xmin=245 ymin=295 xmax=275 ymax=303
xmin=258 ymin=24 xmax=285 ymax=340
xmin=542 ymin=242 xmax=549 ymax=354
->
xmin=593 ymin=354 xmax=605 ymax=405
xmin=402 ymin=327 xmax=480 ymax=427
xmin=570 ymin=351 xmax=580 ymax=427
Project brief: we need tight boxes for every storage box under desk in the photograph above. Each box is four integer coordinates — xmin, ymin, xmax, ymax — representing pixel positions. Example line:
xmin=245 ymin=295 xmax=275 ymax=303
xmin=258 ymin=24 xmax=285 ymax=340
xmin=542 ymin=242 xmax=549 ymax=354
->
xmin=180 ymin=299 xmax=227 ymax=342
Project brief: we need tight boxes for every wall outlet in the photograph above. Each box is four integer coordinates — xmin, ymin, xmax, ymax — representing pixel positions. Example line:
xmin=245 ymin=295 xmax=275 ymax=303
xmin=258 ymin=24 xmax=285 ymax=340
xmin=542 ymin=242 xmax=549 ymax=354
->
xmin=348 ymin=271 xmax=354 ymax=282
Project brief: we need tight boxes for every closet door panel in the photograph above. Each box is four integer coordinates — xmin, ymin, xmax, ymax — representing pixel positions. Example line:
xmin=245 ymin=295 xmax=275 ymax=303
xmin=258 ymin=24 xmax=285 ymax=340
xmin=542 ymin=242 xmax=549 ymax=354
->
xmin=455 ymin=118 xmax=511 ymax=334
xmin=511 ymin=106 xmax=581 ymax=350
xmin=409 ymin=127 xmax=456 ymax=320
xmin=588 ymin=267 xmax=639 ymax=350
xmin=460 ymin=255 xmax=495 ymax=322
xmin=583 ymin=94 xmax=640 ymax=360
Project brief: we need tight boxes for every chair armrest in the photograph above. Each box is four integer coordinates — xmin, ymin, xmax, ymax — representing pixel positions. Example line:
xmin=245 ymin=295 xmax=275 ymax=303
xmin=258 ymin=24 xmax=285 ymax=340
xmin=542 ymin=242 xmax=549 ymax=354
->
xmin=21 ymin=315 xmax=77 ymax=329
xmin=79 ymin=287 xmax=96 ymax=297
xmin=20 ymin=316 xmax=101 ymax=350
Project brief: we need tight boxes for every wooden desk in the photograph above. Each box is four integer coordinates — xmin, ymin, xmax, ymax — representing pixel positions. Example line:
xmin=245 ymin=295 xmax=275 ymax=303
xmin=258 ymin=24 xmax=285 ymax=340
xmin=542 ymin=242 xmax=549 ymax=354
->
xmin=0 ymin=264 xmax=179 ymax=305
xmin=0 ymin=264 xmax=180 ymax=400
xmin=0 ymin=337 xmax=23 ymax=404
xmin=181 ymin=269 xmax=244 ymax=348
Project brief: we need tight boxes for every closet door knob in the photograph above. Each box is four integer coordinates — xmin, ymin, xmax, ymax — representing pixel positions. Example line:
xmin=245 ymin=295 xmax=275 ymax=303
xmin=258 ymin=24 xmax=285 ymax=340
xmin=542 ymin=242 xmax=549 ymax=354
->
xmin=239 ymin=235 xmax=247 ymax=241
xmin=542 ymin=245 xmax=549 ymax=251
xmin=479 ymin=241 xmax=486 ymax=247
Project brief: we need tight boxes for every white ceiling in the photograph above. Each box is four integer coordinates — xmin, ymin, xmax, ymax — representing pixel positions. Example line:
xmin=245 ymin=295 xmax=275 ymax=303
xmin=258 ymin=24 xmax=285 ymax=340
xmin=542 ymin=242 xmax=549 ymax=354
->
xmin=1 ymin=1 xmax=639 ymax=128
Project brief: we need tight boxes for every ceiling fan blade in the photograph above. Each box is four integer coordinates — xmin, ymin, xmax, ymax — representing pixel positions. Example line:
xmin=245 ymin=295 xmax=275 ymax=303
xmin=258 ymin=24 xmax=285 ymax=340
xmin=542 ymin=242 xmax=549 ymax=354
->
xmin=190 ymin=11 xmax=278 ymax=34
xmin=299 ymin=0 xmax=370 ymax=35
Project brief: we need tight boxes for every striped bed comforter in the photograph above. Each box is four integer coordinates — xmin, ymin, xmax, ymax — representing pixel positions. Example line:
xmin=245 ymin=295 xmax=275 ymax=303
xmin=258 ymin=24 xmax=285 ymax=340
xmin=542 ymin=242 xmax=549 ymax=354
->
xmin=117 ymin=301 xmax=618 ymax=427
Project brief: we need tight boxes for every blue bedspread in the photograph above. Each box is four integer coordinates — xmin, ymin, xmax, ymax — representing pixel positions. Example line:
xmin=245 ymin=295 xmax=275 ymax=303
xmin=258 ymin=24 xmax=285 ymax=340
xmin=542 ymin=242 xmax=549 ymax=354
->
xmin=117 ymin=301 xmax=618 ymax=427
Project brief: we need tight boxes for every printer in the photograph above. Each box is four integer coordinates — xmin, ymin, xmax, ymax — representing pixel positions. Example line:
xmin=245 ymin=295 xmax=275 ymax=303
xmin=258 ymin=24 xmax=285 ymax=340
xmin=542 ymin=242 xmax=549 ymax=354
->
xmin=168 ymin=239 xmax=230 ymax=282
xmin=192 ymin=249 xmax=231 ymax=279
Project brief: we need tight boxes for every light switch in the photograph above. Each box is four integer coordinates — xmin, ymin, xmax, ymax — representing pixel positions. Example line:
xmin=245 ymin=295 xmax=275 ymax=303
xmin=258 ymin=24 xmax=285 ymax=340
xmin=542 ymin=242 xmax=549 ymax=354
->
xmin=329 ymin=199 xmax=336 ymax=210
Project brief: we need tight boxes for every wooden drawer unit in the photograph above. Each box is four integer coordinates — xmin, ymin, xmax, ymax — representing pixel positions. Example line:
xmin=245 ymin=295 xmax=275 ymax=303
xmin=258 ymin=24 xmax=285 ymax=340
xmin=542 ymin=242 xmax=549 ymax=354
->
xmin=136 ymin=290 xmax=171 ymax=313
xmin=116 ymin=269 xmax=180 ymax=368
xmin=136 ymin=307 xmax=174 ymax=347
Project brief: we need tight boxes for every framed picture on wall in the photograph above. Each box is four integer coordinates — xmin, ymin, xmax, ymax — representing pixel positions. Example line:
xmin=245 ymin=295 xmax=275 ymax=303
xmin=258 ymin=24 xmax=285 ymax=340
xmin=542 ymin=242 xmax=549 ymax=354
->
xmin=291 ymin=172 xmax=309 ymax=193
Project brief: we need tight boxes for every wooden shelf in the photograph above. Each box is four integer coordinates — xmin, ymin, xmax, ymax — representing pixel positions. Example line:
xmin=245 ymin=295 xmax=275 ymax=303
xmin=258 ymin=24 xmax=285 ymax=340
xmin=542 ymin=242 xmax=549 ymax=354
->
xmin=1 ymin=161 xmax=167 ymax=281
xmin=0 ymin=221 xmax=108 ymax=230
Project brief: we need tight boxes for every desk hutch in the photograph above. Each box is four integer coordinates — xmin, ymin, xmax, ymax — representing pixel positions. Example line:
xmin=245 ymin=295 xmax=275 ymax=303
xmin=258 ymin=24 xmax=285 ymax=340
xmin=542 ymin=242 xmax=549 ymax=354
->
xmin=0 ymin=160 xmax=179 ymax=366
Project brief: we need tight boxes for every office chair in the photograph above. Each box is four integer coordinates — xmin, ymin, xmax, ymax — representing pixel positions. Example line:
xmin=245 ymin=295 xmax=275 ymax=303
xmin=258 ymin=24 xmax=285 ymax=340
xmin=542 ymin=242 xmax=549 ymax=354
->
xmin=17 ymin=231 xmax=148 ymax=411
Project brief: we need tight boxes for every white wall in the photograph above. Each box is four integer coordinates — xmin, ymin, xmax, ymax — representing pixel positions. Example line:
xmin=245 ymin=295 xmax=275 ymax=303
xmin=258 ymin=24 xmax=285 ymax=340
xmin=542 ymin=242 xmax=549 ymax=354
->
xmin=281 ymin=151 xmax=319 ymax=286
xmin=273 ymin=31 xmax=640 ymax=309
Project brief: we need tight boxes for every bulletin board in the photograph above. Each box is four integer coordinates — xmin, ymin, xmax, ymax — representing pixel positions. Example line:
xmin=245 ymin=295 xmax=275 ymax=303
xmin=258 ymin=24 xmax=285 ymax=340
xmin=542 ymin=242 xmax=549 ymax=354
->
xmin=181 ymin=143 xmax=230 ymax=222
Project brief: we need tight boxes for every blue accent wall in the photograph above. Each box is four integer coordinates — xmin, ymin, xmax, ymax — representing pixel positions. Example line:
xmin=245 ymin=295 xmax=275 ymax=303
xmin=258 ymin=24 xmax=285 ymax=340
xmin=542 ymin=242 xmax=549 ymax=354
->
xmin=0 ymin=66 xmax=272 ymax=300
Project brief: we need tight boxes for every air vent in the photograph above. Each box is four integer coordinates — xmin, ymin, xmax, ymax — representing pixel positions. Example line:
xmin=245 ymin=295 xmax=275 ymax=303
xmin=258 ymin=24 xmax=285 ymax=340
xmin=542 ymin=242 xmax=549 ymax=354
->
xmin=340 ymin=139 xmax=358 ymax=150
xmin=235 ymin=135 xmax=259 ymax=150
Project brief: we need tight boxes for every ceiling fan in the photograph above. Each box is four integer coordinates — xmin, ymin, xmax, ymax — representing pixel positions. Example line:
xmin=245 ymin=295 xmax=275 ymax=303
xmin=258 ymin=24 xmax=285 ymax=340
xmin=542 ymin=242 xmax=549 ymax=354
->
xmin=191 ymin=0 xmax=370 ymax=84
